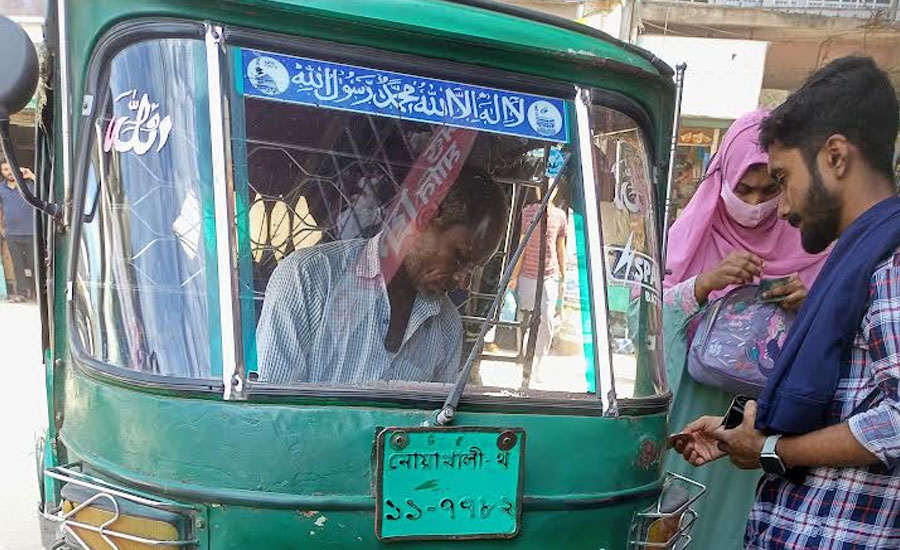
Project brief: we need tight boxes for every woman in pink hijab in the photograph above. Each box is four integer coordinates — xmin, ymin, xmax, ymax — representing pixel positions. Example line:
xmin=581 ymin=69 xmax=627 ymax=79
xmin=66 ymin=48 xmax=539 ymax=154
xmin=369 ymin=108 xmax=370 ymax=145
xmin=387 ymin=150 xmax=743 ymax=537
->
xmin=665 ymin=108 xmax=828 ymax=307
xmin=662 ymin=109 xmax=829 ymax=550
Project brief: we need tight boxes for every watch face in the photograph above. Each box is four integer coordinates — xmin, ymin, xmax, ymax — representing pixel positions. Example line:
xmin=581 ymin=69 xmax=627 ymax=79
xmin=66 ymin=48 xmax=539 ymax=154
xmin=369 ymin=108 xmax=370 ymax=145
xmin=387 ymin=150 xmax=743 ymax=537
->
xmin=760 ymin=454 xmax=786 ymax=476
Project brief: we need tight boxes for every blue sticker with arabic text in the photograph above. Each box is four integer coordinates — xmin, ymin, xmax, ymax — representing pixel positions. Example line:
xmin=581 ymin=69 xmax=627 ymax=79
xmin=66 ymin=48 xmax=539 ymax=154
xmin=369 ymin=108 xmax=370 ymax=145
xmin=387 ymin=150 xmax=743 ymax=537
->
xmin=240 ymin=48 xmax=568 ymax=143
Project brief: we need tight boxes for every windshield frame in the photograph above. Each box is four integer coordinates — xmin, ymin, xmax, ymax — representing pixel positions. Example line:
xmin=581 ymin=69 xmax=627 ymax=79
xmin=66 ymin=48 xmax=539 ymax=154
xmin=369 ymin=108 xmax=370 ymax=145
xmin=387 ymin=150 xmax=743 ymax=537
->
xmin=587 ymin=93 xmax=670 ymax=409
xmin=66 ymin=19 xmax=223 ymax=394
xmin=66 ymin=18 xmax=670 ymax=415
xmin=227 ymin=26 xmax=605 ymax=407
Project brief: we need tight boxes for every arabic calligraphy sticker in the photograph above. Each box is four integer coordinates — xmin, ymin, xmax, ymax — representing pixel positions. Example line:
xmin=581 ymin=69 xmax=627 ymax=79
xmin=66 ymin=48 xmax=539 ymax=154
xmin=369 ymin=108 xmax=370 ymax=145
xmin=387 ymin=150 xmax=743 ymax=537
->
xmin=103 ymin=90 xmax=173 ymax=156
xmin=615 ymin=178 xmax=641 ymax=214
xmin=238 ymin=48 xmax=569 ymax=143
xmin=246 ymin=56 xmax=290 ymax=97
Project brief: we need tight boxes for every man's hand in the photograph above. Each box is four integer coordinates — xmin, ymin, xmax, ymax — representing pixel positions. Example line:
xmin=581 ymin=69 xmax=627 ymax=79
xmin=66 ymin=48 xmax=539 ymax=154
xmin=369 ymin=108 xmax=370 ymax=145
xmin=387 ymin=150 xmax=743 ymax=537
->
xmin=695 ymin=252 xmax=763 ymax=303
xmin=761 ymin=273 xmax=807 ymax=312
xmin=19 ymin=167 xmax=35 ymax=181
xmin=673 ymin=415 xmax=727 ymax=466
xmin=712 ymin=400 xmax=766 ymax=470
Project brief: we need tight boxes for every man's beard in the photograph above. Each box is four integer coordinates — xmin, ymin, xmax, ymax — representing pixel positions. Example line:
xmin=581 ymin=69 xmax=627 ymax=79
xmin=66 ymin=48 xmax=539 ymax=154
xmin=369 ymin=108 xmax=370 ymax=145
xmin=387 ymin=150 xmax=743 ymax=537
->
xmin=795 ymin=163 xmax=841 ymax=254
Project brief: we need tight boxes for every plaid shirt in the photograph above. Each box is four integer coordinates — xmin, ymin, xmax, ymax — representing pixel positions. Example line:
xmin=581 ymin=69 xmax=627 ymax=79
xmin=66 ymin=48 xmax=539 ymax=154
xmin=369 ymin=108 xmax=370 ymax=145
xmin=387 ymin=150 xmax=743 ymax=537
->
xmin=745 ymin=251 xmax=900 ymax=550
xmin=256 ymin=236 xmax=462 ymax=385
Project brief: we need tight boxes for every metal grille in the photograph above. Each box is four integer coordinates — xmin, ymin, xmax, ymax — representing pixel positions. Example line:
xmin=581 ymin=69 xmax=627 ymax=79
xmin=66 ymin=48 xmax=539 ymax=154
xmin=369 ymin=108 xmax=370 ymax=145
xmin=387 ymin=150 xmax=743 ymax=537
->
xmin=628 ymin=472 xmax=707 ymax=550
xmin=41 ymin=463 xmax=198 ymax=550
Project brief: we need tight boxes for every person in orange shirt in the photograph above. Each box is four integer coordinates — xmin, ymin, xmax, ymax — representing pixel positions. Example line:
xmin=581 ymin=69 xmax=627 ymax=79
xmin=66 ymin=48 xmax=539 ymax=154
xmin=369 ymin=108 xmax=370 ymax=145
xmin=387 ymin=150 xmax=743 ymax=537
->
xmin=509 ymin=188 xmax=567 ymax=374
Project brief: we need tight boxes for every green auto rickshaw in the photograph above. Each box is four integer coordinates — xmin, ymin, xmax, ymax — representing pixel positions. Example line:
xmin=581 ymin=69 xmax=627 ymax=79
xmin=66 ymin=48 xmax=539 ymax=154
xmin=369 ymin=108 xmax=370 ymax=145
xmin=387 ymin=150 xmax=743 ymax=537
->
xmin=0 ymin=1 xmax=701 ymax=548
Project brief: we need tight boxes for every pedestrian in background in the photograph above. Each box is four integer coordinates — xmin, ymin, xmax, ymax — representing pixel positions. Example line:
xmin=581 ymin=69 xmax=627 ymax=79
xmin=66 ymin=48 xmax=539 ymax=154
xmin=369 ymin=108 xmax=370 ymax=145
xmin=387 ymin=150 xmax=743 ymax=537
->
xmin=508 ymin=187 xmax=567 ymax=381
xmin=0 ymin=160 xmax=36 ymax=302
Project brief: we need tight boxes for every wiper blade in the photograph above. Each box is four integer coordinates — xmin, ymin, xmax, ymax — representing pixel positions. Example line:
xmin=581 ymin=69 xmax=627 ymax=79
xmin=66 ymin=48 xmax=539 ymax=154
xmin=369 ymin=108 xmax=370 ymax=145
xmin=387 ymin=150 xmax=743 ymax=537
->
xmin=435 ymin=153 xmax=571 ymax=425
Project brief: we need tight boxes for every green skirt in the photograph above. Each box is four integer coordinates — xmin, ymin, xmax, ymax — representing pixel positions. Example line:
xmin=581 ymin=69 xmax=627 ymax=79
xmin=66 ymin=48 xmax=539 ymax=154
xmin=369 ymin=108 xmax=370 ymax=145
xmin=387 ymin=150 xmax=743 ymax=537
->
xmin=665 ymin=359 xmax=762 ymax=550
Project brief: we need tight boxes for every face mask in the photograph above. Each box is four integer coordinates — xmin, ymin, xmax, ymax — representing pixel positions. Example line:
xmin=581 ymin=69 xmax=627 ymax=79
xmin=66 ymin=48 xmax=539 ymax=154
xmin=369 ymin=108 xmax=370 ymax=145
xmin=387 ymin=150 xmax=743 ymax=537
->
xmin=720 ymin=182 xmax=779 ymax=228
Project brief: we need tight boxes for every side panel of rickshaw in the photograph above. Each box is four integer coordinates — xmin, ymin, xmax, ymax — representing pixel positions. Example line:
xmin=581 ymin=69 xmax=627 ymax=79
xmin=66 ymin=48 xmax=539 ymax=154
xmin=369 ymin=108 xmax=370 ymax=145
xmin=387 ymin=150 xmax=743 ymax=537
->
xmin=34 ymin=1 xmax=682 ymax=548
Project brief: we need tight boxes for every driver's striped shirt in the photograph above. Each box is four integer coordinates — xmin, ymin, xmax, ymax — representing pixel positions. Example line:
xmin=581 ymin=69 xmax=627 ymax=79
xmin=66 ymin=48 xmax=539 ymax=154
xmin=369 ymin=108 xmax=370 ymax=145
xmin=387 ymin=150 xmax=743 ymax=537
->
xmin=256 ymin=235 xmax=462 ymax=385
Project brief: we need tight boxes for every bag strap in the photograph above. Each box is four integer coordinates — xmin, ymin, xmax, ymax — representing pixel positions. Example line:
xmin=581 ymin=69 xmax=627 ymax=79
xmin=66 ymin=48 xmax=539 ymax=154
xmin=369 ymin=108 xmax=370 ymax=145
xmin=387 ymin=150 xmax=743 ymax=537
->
xmin=851 ymin=388 xmax=882 ymax=417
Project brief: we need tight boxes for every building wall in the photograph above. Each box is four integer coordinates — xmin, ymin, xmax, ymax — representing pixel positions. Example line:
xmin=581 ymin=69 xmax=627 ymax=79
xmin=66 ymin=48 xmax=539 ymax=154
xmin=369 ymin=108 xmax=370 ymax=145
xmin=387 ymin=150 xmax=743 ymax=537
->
xmin=500 ymin=0 xmax=636 ymax=40
xmin=638 ymin=1 xmax=900 ymax=91
xmin=0 ymin=0 xmax=45 ymax=16
xmin=637 ymin=35 xmax=768 ymax=120
xmin=764 ymin=38 xmax=900 ymax=90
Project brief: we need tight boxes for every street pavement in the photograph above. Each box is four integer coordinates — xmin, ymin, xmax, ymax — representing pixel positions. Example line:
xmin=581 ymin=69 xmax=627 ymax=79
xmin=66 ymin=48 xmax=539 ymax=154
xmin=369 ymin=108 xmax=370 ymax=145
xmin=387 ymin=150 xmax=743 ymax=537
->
xmin=0 ymin=302 xmax=46 ymax=550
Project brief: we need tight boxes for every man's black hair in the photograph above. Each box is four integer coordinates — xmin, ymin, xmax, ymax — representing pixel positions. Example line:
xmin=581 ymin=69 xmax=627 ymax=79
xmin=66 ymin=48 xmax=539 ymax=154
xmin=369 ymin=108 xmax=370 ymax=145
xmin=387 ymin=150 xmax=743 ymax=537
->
xmin=437 ymin=165 xmax=508 ymax=235
xmin=759 ymin=56 xmax=899 ymax=181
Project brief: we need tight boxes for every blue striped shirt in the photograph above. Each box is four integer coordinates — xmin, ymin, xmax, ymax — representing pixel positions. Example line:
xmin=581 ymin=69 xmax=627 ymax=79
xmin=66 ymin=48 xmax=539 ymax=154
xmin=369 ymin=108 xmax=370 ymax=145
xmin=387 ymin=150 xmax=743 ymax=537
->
xmin=256 ymin=236 xmax=462 ymax=385
xmin=746 ymin=251 xmax=900 ymax=550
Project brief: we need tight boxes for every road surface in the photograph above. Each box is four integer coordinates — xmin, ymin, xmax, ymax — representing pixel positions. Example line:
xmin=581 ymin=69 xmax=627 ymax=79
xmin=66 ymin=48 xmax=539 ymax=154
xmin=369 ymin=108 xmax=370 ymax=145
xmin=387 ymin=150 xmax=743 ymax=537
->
xmin=0 ymin=302 xmax=46 ymax=550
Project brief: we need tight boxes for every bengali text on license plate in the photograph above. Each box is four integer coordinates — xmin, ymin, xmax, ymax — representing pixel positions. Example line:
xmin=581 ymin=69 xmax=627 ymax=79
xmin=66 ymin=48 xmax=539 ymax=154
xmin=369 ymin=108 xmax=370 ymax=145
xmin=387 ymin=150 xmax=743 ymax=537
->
xmin=375 ymin=427 xmax=525 ymax=541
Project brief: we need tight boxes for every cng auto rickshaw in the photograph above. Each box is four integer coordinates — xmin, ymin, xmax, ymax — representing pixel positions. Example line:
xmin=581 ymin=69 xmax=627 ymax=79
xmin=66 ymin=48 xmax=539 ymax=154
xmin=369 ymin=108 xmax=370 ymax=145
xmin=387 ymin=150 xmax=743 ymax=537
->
xmin=0 ymin=1 xmax=702 ymax=548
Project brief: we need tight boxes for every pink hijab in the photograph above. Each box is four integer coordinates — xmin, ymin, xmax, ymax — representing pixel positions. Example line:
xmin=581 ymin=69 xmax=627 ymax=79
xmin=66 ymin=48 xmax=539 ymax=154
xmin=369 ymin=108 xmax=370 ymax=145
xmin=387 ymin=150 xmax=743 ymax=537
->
xmin=664 ymin=109 xmax=828 ymax=300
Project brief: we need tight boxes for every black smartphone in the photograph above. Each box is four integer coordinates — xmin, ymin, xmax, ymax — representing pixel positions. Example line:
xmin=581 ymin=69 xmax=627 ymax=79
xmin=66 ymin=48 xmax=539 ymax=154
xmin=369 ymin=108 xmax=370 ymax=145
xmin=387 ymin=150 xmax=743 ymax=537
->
xmin=722 ymin=395 xmax=751 ymax=430
xmin=756 ymin=277 xmax=791 ymax=303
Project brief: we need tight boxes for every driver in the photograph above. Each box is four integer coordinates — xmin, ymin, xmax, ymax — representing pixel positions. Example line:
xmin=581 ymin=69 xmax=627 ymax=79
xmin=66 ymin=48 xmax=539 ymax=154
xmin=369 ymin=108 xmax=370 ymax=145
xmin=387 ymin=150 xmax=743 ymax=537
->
xmin=257 ymin=166 xmax=507 ymax=385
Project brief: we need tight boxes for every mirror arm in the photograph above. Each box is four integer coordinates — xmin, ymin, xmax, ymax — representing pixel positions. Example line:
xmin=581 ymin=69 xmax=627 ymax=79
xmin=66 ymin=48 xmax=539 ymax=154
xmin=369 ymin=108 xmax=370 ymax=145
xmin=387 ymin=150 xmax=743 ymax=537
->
xmin=0 ymin=115 xmax=62 ymax=221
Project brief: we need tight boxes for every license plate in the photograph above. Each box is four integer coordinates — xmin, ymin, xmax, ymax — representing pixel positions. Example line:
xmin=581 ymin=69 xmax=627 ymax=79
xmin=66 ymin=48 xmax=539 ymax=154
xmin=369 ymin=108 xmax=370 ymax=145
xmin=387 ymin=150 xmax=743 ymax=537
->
xmin=375 ymin=426 xmax=525 ymax=541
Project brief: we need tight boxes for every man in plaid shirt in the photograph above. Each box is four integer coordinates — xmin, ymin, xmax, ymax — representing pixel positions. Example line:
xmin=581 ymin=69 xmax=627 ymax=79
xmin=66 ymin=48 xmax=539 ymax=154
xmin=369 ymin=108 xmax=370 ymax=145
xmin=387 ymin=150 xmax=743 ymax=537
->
xmin=672 ymin=57 xmax=900 ymax=549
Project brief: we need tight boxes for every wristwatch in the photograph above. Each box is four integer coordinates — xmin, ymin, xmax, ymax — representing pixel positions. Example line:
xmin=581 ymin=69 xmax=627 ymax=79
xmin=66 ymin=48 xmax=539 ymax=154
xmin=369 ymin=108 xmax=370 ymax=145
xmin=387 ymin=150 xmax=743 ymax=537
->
xmin=760 ymin=434 xmax=787 ymax=475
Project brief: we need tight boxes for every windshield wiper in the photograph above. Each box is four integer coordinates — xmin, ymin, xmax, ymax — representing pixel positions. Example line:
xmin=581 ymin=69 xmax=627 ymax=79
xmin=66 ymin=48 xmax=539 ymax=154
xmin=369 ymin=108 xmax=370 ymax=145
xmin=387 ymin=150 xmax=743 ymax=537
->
xmin=435 ymin=153 xmax=571 ymax=425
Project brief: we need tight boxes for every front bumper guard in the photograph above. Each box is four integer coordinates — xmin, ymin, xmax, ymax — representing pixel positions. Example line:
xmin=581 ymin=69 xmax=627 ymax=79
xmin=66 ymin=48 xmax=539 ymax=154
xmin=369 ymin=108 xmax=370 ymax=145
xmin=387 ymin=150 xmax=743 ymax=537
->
xmin=627 ymin=472 xmax=707 ymax=550
xmin=39 ymin=463 xmax=198 ymax=549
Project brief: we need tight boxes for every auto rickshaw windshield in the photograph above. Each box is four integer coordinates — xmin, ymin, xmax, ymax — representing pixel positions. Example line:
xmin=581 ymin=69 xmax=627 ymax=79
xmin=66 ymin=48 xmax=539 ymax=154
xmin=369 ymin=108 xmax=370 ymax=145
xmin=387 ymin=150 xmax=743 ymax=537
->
xmin=72 ymin=33 xmax=667 ymax=403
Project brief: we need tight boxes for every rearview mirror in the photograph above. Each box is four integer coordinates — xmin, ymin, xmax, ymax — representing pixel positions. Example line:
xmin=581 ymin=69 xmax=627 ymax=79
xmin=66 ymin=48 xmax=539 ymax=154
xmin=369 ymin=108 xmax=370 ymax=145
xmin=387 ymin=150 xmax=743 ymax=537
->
xmin=0 ymin=15 xmax=60 ymax=221
xmin=0 ymin=15 xmax=39 ymax=118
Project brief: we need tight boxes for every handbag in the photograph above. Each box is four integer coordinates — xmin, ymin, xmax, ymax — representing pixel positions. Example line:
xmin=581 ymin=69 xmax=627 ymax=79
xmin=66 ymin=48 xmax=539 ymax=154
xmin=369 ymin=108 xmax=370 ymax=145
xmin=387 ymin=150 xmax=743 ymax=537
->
xmin=687 ymin=285 xmax=795 ymax=398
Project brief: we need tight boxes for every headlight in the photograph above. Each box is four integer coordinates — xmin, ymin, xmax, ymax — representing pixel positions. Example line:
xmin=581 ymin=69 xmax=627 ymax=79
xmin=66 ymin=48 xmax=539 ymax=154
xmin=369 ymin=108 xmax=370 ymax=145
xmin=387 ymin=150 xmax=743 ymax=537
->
xmin=42 ymin=464 xmax=198 ymax=550
xmin=62 ymin=498 xmax=179 ymax=549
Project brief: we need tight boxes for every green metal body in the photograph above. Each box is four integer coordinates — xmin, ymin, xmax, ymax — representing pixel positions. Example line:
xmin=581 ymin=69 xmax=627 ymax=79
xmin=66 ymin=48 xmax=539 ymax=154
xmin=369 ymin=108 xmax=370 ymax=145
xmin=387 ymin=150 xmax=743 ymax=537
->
xmin=62 ymin=371 xmax=667 ymax=548
xmin=37 ymin=1 xmax=677 ymax=548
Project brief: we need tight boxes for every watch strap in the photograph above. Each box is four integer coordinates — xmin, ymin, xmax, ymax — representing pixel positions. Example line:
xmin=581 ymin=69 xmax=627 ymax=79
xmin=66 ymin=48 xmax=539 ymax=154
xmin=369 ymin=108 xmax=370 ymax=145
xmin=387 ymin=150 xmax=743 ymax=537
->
xmin=762 ymin=434 xmax=782 ymax=456
xmin=761 ymin=434 xmax=787 ymax=475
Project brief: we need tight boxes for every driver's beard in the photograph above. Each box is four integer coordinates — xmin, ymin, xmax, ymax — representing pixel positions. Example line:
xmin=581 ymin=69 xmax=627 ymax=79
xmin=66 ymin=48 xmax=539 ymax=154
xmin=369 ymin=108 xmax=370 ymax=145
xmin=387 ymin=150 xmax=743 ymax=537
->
xmin=800 ymin=162 xmax=842 ymax=254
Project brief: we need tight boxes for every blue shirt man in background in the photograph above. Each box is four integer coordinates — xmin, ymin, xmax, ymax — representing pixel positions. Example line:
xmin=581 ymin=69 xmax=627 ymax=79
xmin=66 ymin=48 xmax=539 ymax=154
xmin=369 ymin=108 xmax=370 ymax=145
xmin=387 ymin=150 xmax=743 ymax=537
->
xmin=0 ymin=160 xmax=36 ymax=301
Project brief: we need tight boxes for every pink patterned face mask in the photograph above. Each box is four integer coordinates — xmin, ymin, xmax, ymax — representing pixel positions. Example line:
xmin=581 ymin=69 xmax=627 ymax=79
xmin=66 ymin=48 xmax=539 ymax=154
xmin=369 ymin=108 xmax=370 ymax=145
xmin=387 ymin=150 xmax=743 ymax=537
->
xmin=720 ymin=181 xmax=780 ymax=228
